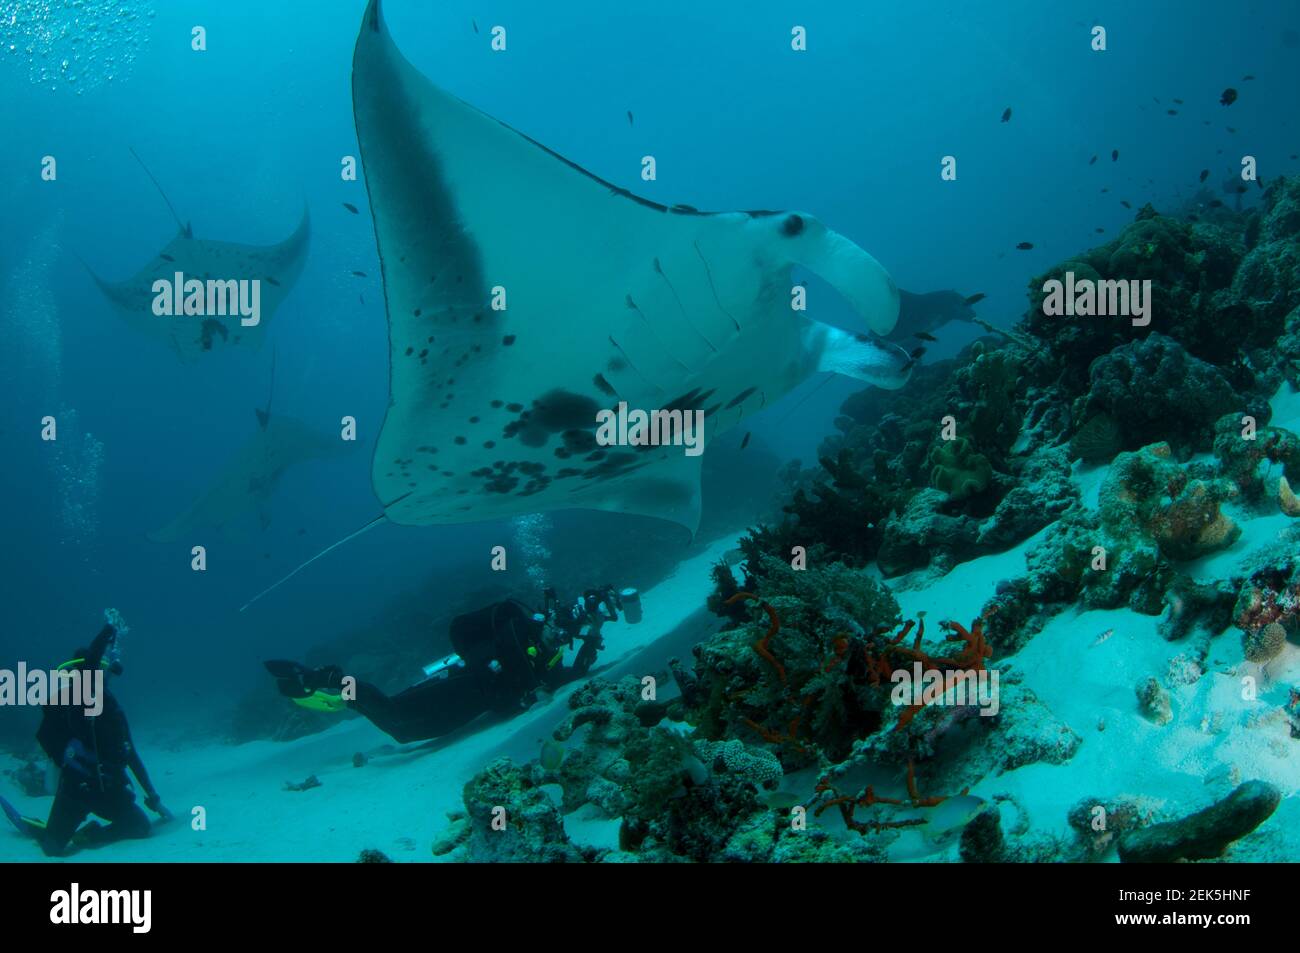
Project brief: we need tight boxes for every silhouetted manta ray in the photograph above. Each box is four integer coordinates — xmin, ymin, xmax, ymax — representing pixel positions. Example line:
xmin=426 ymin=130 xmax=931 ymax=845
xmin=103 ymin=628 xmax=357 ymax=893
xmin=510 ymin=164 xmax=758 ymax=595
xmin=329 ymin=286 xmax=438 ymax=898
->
xmin=148 ymin=402 xmax=344 ymax=544
xmin=80 ymin=150 xmax=310 ymax=362
xmin=888 ymin=289 xmax=977 ymax=342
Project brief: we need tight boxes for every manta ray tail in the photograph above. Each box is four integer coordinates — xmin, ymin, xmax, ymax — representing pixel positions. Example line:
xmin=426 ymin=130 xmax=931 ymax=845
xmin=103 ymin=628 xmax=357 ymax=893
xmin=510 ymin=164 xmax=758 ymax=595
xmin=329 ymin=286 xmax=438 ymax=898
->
xmin=239 ymin=511 xmax=388 ymax=612
xmin=129 ymin=146 xmax=191 ymax=237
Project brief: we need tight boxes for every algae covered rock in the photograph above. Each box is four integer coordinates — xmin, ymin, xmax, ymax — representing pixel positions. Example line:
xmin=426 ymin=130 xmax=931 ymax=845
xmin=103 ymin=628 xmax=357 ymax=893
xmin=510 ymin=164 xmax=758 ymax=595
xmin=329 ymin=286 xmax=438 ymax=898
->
xmin=461 ymin=757 xmax=583 ymax=863
xmin=1117 ymin=780 xmax=1281 ymax=862
xmin=1076 ymin=334 xmax=1244 ymax=453
xmin=877 ymin=488 xmax=980 ymax=577
xmin=977 ymin=445 xmax=1078 ymax=549
xmin=1099 ymin=442 xmax=1240 ymax=562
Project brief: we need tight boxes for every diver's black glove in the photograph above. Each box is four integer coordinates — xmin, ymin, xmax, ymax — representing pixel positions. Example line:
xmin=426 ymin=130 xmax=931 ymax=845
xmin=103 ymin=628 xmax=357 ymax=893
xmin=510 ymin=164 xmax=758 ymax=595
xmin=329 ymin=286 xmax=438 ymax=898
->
xmin=144 ymin=792 xmax=173 ymax=820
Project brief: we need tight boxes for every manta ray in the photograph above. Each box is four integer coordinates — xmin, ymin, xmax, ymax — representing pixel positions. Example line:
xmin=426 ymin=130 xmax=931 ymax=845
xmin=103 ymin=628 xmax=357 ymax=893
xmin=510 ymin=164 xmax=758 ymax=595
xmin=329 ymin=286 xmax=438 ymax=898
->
xmin=81 ymin=150 xmax=310 ymax=362
xmin=149 ymin=387 xmax=344 ymax=544
xmin=351 ymin=0 xmax=910 ymax=537
xmin=888 ymin=290 xmax=978 ymax=343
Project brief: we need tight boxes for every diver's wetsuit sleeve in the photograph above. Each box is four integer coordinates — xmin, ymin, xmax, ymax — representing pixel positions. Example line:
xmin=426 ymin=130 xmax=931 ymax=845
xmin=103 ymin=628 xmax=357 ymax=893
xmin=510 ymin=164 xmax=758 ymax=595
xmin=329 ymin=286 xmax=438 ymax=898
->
xmin=118 ymin=713 xmax=157 ymax=799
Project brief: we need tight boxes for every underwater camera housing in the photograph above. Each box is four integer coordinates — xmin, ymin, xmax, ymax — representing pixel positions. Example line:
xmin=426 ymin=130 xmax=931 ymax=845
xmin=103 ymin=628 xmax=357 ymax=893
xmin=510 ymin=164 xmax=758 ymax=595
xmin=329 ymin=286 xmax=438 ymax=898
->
xmin=619 ymin=588 xmax=643 ymax=624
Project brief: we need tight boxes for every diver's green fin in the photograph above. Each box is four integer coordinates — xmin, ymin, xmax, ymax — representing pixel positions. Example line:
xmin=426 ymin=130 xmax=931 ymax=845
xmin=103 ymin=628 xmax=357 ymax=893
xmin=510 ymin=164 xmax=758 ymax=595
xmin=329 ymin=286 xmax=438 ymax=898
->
xmin=0 ymin=795 xmax=41 ymax=839
xmin=292 ymin=690 xmax=348 ymax=714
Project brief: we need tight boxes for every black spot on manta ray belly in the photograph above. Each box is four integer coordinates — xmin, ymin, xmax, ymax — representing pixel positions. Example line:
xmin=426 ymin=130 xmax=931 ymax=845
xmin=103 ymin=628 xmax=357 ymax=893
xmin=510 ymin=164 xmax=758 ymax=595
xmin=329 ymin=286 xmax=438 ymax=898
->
xmin=781 ymin=214 xmax=804 ymax=236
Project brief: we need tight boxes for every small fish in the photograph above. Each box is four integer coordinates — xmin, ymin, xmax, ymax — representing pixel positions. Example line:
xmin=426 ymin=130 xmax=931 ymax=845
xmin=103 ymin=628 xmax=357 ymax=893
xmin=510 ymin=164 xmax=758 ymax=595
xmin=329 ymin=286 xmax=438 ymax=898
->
xmin=914 ymin=330 xmax=938 ymax=342
xmin=359 ymin=294 xmax=365 ymax=305
xmin=352 ymin=270 xmax=367 ymax=277
xmin=740 ymin=431 xmax=751 ymax=450
xmin=1199 ymin=169 xmax=1210 ymax=182
xmin=1089 ymin=154 xmax=1098 ymax=165
xmin=472 ymin=18 xmax=479 ymax=34
xmin=1242 ymin=74 xmax=1254 ymax=81
xmin=1173 ymin=98 xmax=1184 ymax=104
xmin=1000 ymin=107 xmax=1011 ymax=123
xmin=1090 ymin=628 xmax=1115 ymax=648
xmin=909 ymin=345 xmax=927 ymax=361
xmin=1166 ymin=109 xmax=1178 ymax=116
xmin=1291 ymin=155 xmax=1298 ymax=160
xmin=1095 ymin=227 xmax=1105 ymax=233
xmin=1226 ymin=126 xmax=1236 ymax=134
xmin=159 ymin=253 xmax=175 ymax=262
xmin=297 ymin=528 xmax=306 ymax=536
xmin=1120 ymin=200 xmax=1131 ymax=209
xmin=1209 ymin=199 xmax=1224 ymax=208
xmin=627 ymin=110 xmax=634 ymax=126
xmin=1101 ymin=187 xmax=1110 ymax=193
xmin=343 ymin=202 xmax=359 ymax=214
xmin=1220 ymin=87 xmax=1238 ymax=106
xmin=1112 ymin=149 xmax=1119 ymax=161
xmin=264 ymin=276 xmax=281 ymax=286
xmin=539 ymin=738 xmax=565 ymax=771
xmin=1016 ymin=241 xmax=1033 ymax=250
xmin=963 ymin=292 xmax=986 ymax=306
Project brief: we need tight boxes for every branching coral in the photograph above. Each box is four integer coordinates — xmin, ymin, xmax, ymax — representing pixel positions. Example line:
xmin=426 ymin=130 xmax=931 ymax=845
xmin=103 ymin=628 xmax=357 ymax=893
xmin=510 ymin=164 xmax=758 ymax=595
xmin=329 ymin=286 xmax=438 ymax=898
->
xmin=812 ymin=760 xmax=965 ymax=834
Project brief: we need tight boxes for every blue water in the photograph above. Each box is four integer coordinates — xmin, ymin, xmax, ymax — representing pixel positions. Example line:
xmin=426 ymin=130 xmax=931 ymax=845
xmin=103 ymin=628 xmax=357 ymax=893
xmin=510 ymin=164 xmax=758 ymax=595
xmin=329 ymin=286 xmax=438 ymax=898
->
xmin=1 ymin=0 xmax=1297 ymax=723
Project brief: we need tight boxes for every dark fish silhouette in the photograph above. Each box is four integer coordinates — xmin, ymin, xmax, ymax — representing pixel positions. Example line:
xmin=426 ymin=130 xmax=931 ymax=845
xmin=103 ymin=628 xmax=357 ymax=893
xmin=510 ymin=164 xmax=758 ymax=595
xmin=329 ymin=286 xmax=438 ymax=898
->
xmin=472 ymin=18 xmax=478 ymax=34
xmin=343 ymin=202 xmax=359 ymax=214
xmin=265 ymin=276 xmax=281 ymax=287
xmin=1120 ymin=200 xmax=1131 ymax=209
xmin=159 ymin=253 xmax=175 ymax=262
xmin=1242 ymin=74 xmax=1254 ymax=81
xmin=1112 ymin=149 xmax=1119 ymax=161
xmin=740 ymin=432 xmax=751 ymax=450
xmin=1016 ymin=242 xmax=1034 ymax=250
xmin=352 ymin=270 xmax=367 ymax=277
xmin=1167 ymin=109 xmax=1178 ymax=115
xmin=1220 ymin=87 xmax=1238 ymax=106
xmin=1199 ymin=169 xmax=1210 ymax=182
xmin=627 ymin=110 xmax=633 ymax=126
xmin=963 ymin=293 xmax=986 ymax=306
xmin=1001 ymin=107 xmax=1011 ymax=122
xmin=1095 ymin=227 xmax=1105 ymax=233
xmin=1089 ymin=155 xmax=1098 ymax=165
xmin=914 ymin=331 xmax=938 ymax=342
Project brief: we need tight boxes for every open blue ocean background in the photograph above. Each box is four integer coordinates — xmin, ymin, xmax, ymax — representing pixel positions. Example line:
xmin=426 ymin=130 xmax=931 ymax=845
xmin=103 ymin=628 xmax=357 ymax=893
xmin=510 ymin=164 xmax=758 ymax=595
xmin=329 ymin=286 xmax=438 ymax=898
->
xmin=2 ymin=0 xmax=1297 ymax=727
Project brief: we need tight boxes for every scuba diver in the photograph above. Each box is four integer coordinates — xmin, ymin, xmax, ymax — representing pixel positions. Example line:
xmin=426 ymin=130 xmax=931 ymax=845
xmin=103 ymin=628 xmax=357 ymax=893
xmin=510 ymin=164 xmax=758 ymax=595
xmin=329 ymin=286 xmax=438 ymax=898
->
xmin=266 ymin=584 xmax=641 ymax=744
xmin=0 ymin=612 xmax=172 ymax=856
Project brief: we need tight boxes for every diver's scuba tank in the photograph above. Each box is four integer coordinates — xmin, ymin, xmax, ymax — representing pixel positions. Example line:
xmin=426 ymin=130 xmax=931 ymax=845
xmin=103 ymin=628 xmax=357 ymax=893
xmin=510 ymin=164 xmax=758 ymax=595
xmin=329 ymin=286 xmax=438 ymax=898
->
xmin=619 ymin=588 xmax=643 ymax=624
xmin=421 ymin=652 xmax=466 ymax=682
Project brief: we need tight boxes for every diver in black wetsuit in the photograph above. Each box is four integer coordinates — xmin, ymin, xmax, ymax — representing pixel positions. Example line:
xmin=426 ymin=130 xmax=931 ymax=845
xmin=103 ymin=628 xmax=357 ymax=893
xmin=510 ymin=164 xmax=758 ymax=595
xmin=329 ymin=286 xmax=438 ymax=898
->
xmin=25 ymin=622 xmax=170 ymax=856
xmin=266 ymin=585 xmax=634 ymax=744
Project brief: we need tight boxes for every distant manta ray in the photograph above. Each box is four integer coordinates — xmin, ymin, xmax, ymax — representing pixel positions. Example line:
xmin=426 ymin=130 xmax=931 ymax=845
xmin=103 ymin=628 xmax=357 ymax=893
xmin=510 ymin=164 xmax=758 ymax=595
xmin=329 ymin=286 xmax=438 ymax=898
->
xmin=241 ymin=0 xmax=910 ymax=609
xmin=150 ymin=360 xmax=345 ymax=544
xmin=78 ymin=148 xmax=311 ymax=362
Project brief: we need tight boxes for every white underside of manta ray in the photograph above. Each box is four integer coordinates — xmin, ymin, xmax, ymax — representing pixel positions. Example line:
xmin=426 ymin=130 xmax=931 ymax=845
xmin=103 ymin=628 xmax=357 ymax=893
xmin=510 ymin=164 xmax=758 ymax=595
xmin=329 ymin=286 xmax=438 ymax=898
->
xmin=352 ymin=0 xmax=909 ymax=536
xmin=81 ymin=177 xmax=310 ymax=362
